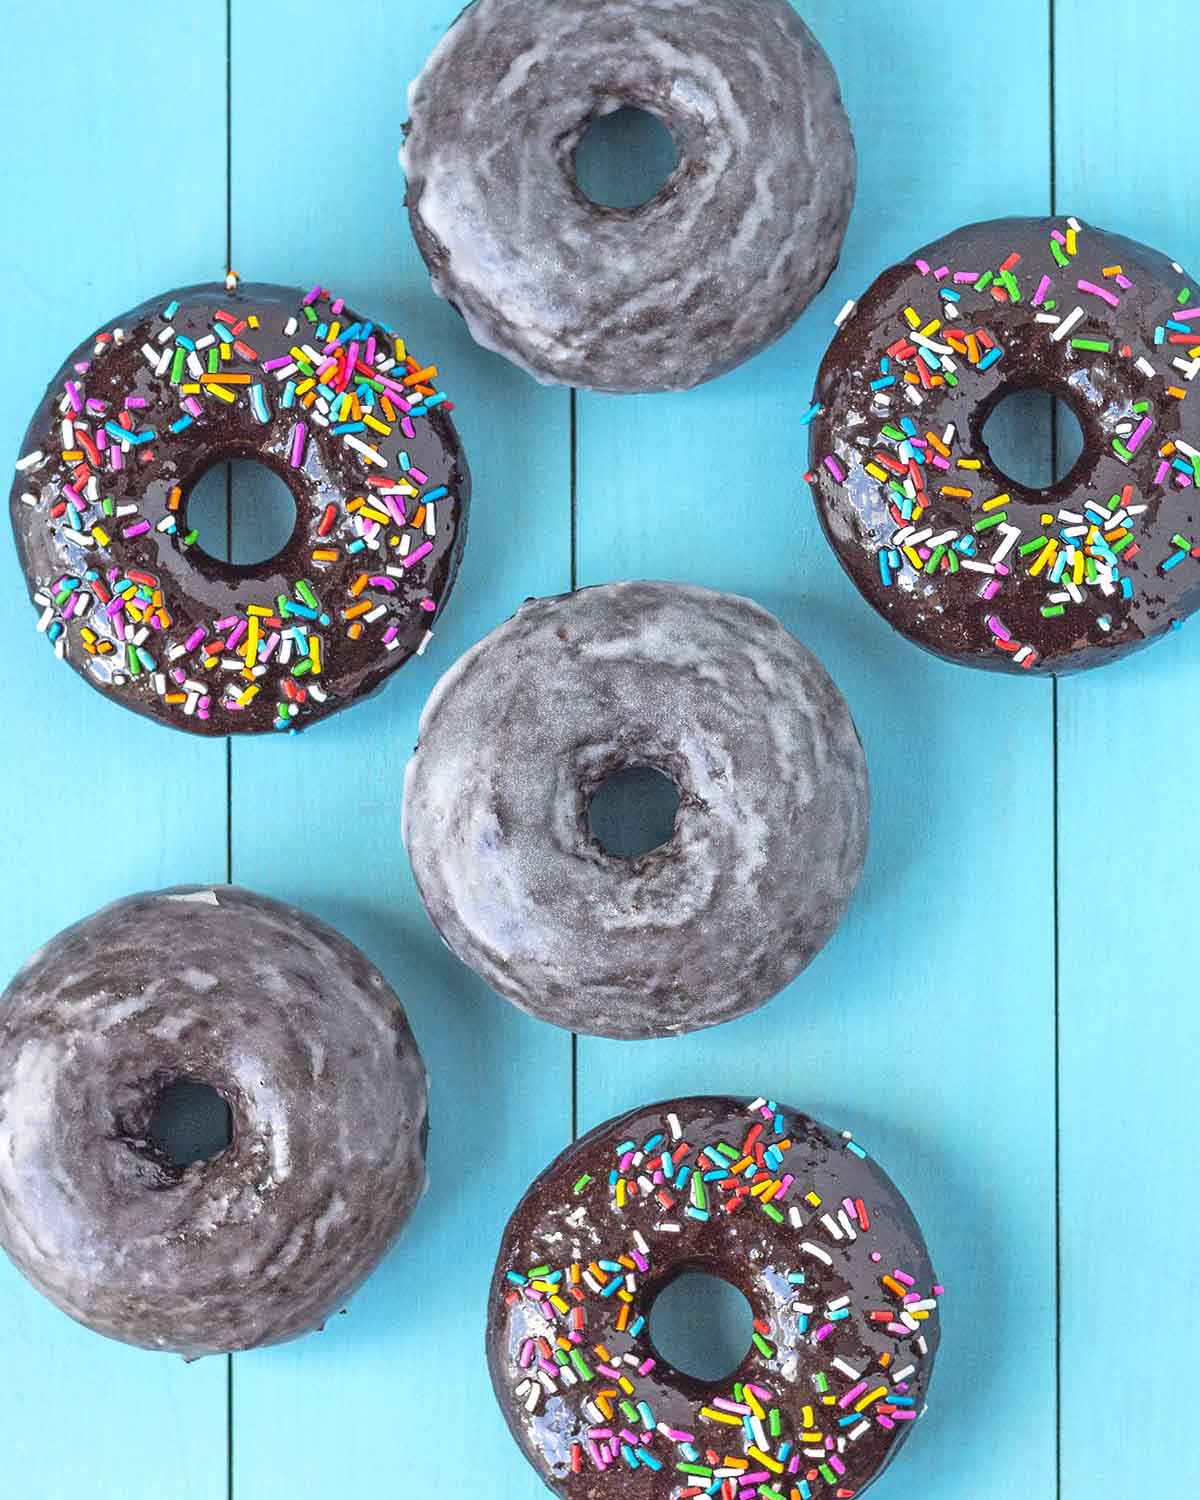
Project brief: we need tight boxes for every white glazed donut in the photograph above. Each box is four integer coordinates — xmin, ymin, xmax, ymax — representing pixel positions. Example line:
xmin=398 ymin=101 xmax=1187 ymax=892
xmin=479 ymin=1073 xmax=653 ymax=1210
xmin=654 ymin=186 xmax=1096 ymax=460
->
xmin=402 ymin=0 xmax=856 ymax=393
xmin=403 ymin=583 xmax=869 ymax=1038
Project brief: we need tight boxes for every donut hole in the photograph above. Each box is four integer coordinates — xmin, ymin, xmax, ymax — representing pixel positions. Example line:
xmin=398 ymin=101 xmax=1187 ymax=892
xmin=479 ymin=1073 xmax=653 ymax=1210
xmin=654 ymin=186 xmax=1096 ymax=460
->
xmin=147 ymin=1079 xmax=233 ymax=1169
xmin=649 ymin=1270 xmax=754 ymax=1383
xmin=574 ymin=106 xmax=680 ymax=210
xmin=981 ymin=386 xmax=1086 ymax=490
xmin=587 ymin=765 xmax=681 ymax=858
xmin=186 ymin=458 xmax=298 ymax=566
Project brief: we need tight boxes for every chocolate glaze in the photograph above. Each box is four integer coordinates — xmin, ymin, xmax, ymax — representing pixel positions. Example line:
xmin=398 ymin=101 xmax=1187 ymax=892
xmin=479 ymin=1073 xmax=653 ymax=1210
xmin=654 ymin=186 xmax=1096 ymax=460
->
xmin=403 ymin=583 xmax=868 ymax=1040
xmin=0 ymin=886 xmax=428 ymax=1357
xmin=10 ymin=283 xmax=469 ymax=733
xmin=488 ymin=1096 xmax=940 ymax=1500
xmin=402 ymin=0 xmax=855 ymax=393
xmin=809 ymin=217 xmax=1200 ymax=673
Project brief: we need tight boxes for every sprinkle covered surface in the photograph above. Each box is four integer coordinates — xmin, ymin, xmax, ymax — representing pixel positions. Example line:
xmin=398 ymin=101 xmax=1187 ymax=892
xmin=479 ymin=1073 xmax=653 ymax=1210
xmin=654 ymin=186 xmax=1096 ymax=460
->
xmin=808 ymin=216 xmax=1200 ymax=673
xmin=490 ymin=1097 xmax=941 ymax=1500
xmin=9 ymin=282 xmax=468 ymax=733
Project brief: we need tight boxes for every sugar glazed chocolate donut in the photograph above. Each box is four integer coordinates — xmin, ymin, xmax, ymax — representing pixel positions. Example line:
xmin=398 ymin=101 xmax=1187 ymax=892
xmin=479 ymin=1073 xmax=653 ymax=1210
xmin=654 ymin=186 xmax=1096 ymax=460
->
xmin=403 ymin=0 xmax=856 ymax=393
xmin=0 ymin=886 xmax=428 ymax=1356
xmin=10 ymin=282 xmax=469 ymax=733
xmin=809 ymin=216 xmax=1200 ymax=672
xmin=403 ymin=583 xmax=868 ymax=1039
xmin=489 ymin=1095 xmax=942 ymax=1500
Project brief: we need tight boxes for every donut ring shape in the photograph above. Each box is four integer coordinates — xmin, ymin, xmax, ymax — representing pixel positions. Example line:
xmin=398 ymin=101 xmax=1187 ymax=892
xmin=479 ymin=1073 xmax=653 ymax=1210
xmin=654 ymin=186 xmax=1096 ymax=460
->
xmin=489 ymin=1095 xmax=942 ymax=1500
xmin=808 ymin=216 xmax=1200 ymax=673
xmin=10 ymin=282 xmax=469 ymax=734
xmin=0 ymin=885 xmax=428 ymax=1357
xmin=403 ymin=582 xmax=868 ymax=1040
xmin=403 ymin=0 xmax=856 ymax=393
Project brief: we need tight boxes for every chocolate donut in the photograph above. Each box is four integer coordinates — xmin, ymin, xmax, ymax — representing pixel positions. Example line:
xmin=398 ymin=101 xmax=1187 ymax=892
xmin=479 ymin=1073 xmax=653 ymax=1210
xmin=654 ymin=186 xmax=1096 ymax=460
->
xmin=403 ymin=583 xmax=868 ymax=1040
xmin=10 ymin=281 xmax=469 ymax=733
xmin=808 ymin=215 xmax=1200 ymax=673
xmin=0 ymin=885 xmax=428 ymax=1356
xmin=489 ymin=1095 xmax=942 ymax=1500
xmin=402 ymin=0 xmax=855 ymax=393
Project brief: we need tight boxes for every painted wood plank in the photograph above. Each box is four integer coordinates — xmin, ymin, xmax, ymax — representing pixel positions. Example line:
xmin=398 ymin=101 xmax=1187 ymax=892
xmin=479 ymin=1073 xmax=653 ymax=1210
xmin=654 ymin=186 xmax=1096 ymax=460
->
xmin=574 ymin=4 xmax=1059 ymax=1498
xmin=1052 ymin=4 xmax=1200 ymax=1496
xmin=0 ymin=6 xmax=230 ymax=1497
xmin=225 ymin=3 xmax=573 ymax=1496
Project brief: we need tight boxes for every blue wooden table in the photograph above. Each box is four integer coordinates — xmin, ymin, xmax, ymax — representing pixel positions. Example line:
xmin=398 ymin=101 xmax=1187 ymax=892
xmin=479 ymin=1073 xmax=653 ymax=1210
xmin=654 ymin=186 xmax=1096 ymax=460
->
xmin=1 ymin=2 xmax=1195 ymax=1497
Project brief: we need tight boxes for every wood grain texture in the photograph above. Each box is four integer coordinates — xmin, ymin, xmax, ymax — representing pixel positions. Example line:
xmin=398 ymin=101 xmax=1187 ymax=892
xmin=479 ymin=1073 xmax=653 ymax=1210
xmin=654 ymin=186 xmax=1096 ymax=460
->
xmin=574 ymin=3 xmax=1058 ymax=1496
xmin=1 ymin=3 xmax=1195 ymax=1500
xmin=224 ymin=3 xmax=572 ymax=1497
xmin=0 ymin=7 xmax=231 ymax=1498
xmin=1053 ymin=3 xmax=1200 ymax=1496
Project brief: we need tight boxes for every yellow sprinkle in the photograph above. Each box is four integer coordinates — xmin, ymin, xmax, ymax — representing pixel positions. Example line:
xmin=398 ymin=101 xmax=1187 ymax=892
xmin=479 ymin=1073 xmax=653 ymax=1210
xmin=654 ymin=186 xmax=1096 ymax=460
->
xmin=61 ymin=449 xmax=84 ymax=462
xmin=982 ymin=493 xmax=1011 ymax=512
xmin=1029 ymin=539 xmax=1058 ymax=577
xmin=854 ymin=1387 xmax=889 ymax=1413
xmin=802 ymin=1406 xmax=814 ymax=1428
xmin=615 ymin=1179 xmax=626 ymax=1209
xmin=92 ymin=526 xmax=110 ymax=546
xmin=747 ymin=1448 xmax=783 ymax=1475
xmin=247 ymin=315 xmax=260 ymax=328
xmin=903 ymin=306 xmax=921 ymax=329
xmin=805 ymin=1191 xmax=821 ymax=1207
xmin=700 ymin=1408 xmax=743 ymax=1426
xmin=956 ymin=458 xmax=982 ymax=470
xmin=617 ymin=1376 xmax=634 ymax=1396
xmin=236 ymin=685 xmax=260 ymax=707
xmin=1168 ymin=386 xmax=1187 ymax=400
xmin=295 ymin=377 xmax=316 ymax=396
xmin=919 ymin=318 xmax=942 ymax=337
xmin=1041 ymin=513 xmax=1054 ymax=526
xmin=549 ymin=1295 xmax=570 ymax=1315
xmin=205 ymin=383 xmax=235 ymax=405
xmin=865 ymin=462 xmax=888 ymax=483
xmin=1066 ymin=226 xmax=1078 ymax=256
xmin=363 ymin=414 xmax=392 ymax=436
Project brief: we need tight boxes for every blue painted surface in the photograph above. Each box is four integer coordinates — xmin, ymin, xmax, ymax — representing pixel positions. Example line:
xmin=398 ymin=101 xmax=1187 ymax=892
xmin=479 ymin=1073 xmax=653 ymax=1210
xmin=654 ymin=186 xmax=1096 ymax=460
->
xmin=0 ymin=3 xmax=1195 ymax=1499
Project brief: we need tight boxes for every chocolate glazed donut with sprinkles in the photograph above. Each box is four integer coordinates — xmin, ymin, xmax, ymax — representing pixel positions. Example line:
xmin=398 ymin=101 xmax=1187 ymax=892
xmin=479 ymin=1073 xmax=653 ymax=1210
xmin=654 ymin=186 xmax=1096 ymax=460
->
xmin=9 ymin=281 xmax=469 ymax=733
xmin=489 ymin=1096 xmax=941 ymax=1500
xmin=808 ymin=217 xmax=1200 ymax=672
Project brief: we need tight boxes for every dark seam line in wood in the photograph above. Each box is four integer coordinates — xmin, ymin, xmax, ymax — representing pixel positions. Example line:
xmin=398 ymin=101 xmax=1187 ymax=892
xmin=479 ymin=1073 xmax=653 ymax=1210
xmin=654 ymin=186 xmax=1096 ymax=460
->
xmin=1048 ymin=3 xmax=1062 ymax=1497
xmin=570 ymin=388 xmax=579 ymax=1142
xmin=225 ymin=3 xmax=236 ymax=1497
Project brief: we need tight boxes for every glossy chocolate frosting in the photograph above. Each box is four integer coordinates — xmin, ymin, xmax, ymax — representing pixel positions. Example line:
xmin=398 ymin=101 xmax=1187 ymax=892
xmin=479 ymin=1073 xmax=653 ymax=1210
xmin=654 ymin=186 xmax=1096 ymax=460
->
xmin=403 ymin=0 xmax=855 ymax=393
xmin=403 ymin=583 xmax=868 ymax=1040
xmin=809 ymin=216 xmax=1200 ymax=672
xmin=489 ymin=1096 xmax=940 ymax=1500
xmin=0 ymin=886 xmax=428 ymax=1356
xmin=10 ymin=282 xmax=469 ymax=733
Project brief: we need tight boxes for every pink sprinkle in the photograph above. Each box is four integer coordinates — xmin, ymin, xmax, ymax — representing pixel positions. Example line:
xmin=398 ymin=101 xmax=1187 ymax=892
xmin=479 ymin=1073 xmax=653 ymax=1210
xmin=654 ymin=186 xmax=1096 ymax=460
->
xmin=384 ymin=494 xmax=407 ymax=526
xmin=1078 ymin=278 xmax=1120 ymax=308
xmin=915 ymin=258 xmax=931 ymax=276
xmin=62 ymin=592 xmax=80 ymax=621
xmin=894 ymin=1270 xmax=916 ymax=1286
xmin=184 ymin=397 xmax=203 ymax=417
xmin=409 ymin=466 xmax=429 ymax=485
xmin=839 ymin=1381 xmax=869 ymax=1409
xmin=263 ymin=355 xmax=293 ymax=372
xmin=1032 ymin=275 xmax=1053 ymax=307
xmin=74 ymin=360 xmax=90 ymax=374
xmin=1155 ymin=459 xmax=1171 ymax=485
xmin=830 ymin=1457 xmax=846 ymax=1476
xmin=331 ymin=297 xmax=344 ymax=315
xmin=987 ymin=615 xmax=1010 ymax=642
xmin=225 ymin=619 xmax=247 ymax=650
xmin=953 ymin=271 xmax=981 ymax=284
xmin=663 ymin=1428 xmax=693 ymax=1443
xmin=64 ymin=381 xmax=83 ymax=412
xmin=870 ymin=1251 xmax=882 ymax=1263
xmin=420 ymin=598 xmax=437 ymax=612
xmin=637 ymin=1356 xmax=655 ymax=1375
xmin=813 ymin=1322 xmax=835 ymax=1342
xmin=1126 ymin=415 xmax=1154 ymax=454
xmin=823 ymin=455 xmax=846 ymax=483
xmin=289 ymin=420 xmax=307 ymax=469
xmin=931 ymin=454 xmax=951 ymax=471
xmin=110 ymin=446 xmax=123 ymax=472
xmin=877 ymin=1414 xmax=896 ymax=1431
xmin=933 ymin=264 xmax=949 ymax=281
xmin=892 ymin=1410 xmax=917 ymax=1421
xmin=122 ymin=520 xmax=151 ymax=539
xmin=933 ymin=1284 xmax=945 ymax=1295
xmin=401 ymin=540 xmax=434 ymax=570
xmin=401 ymin=417 xmax=415 ymax=440
xmin=1052 ymin=229 xmax=1067 ymax=245
xmin=1173 ymin=306 xmax=1200 ymax=321
xmin=125 ymin=395 xmax=149 ymax=409
xmin=1116 ymin=274 xmax=1134 ymax=290
xmin=982 ymin=579 xmax=1002 ymax=601
xmin=302 ymin=285 xmax=323 ymax=306
xmin=368 ymin=574 xmax=397 ymax=591
xmin=519 ymin=1340 xmax=534 ymax=1368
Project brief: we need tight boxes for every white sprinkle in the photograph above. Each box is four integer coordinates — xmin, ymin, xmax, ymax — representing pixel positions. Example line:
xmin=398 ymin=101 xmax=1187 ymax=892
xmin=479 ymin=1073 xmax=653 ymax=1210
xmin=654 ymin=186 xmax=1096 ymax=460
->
xmin=961 ymin=560 xmax=995 ymax=574
xmin=15 ymin=450 xmax=44 ymax=472
xmin=891 ymin=1365 xmax=916 ymax=1385
xmin=834 ymin=299 xmax=857 ymax=327
xmin=1137 ymin=357 xmax=1159 ymax=378
xmin=1050 ymin=306 xmax=1085 ymax=342
xmin=416 ymin=629 xmax=433 ymax=657
xmin=831 ymin=1358 xmax=862 ymax=1380
xmin=1035 ymin=313 xmax=1061 ymax=325
xmin=801 ymin=1240 xmax=833 ymax=1265
xmin=667 ymin=1113 xmax=682 ymax=1141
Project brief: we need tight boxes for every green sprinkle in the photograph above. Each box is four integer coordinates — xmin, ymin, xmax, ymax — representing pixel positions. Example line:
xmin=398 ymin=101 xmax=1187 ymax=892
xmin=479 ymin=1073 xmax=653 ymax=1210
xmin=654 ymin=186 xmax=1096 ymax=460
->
xmin=1172 ymin=534 xmax=1192 ymax=550
xmin=170 ymin=347 xmax=186 ymax=385
xmin=973 ymin=511 xmax=1008 ymax=533
xmin=999 ymin=269 xmax=1021 ymax=302
xmin=769 ymin=1409 xmax=782 ymax=1438
xmin=1019 ymin=537 xmax=1050 ymax=557
xmin=761 ymin=1202 xmax=785 ymax=1224
xmin=527 ymin=1264 xmax=550 ymax=1277
xmin=207 ymin=347 xmax=220 ymax=374
xmin=1112 ymin=534 xmax=1136 ymax=555
xmin=820 ymin=1464 xmax=837 ymax=1486
xmin=752 ymin=1333 xmax=775 ymax=1358
xmin=291 ymin=657 xmax=313 ymax=677
xmin=572 ymin=1173 xmax=593 ymax=1195
xmin=570 ymin=1350 xmax=593 ymax=1381
xmin=1041 ymin=604 xmax=1066 ymax=618
xmin=1133 ymin=400 xmax=1151 ymax=414
xmin=759 ymin=1489 xmax=787 ymax=1500
xmin=1072 ymin=338 xmax=1112 ymax=353
xmin=814 ymin=1373 xmax=829 ymax=1394
xmin=880 ymin=424 xmax=908 ymax=442
xmin=296 ymin=579 xmax=320 ymax=609
xmin=1179 ymin=288 xmax=1192 ymax=306
xmin=973 ymin=271 xmax=995 ymax=292
xmin=1113 ymin=439 xmax=1133 ymax=461
xmin=1051 ymin=240 xmax=1070 ymax=268
xmin=924 ymin=545 xmax=946 ymax=575
xmin=182 ymin=529 xmax=198 ymax=547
